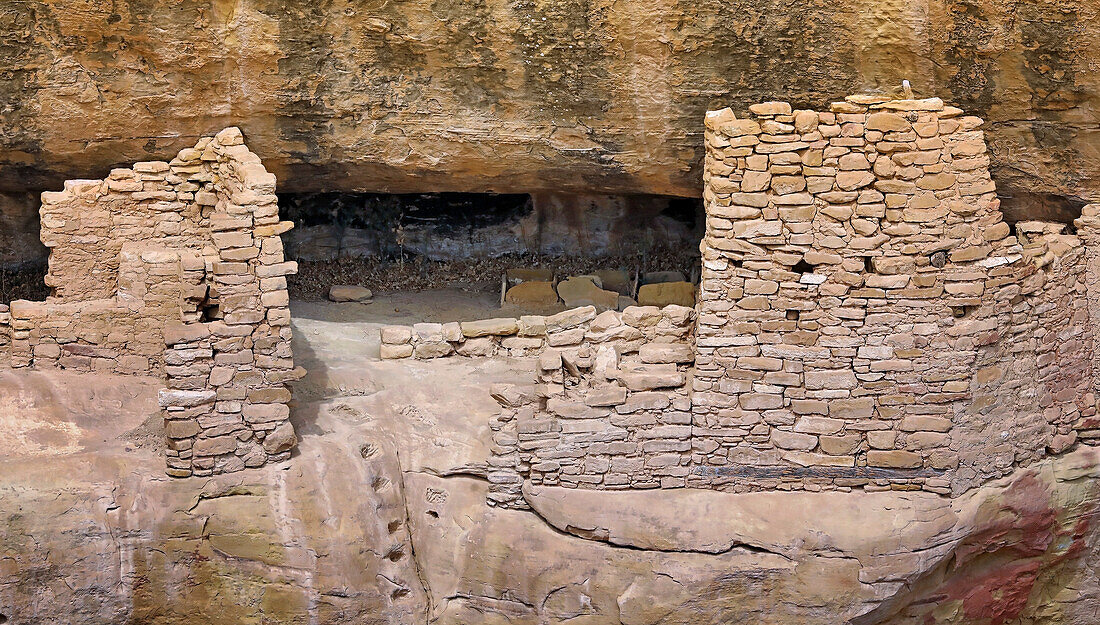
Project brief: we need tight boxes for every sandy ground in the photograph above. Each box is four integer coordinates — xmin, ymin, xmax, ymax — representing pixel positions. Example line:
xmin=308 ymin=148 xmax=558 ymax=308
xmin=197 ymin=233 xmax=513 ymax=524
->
xmin=292 ymin=287 xmax=567 ymax=326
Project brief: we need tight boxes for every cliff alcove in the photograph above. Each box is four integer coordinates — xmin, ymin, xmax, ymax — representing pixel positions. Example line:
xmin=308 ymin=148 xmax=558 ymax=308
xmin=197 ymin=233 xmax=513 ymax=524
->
xmin=2 ymin=2 xmax=1100 ymax=618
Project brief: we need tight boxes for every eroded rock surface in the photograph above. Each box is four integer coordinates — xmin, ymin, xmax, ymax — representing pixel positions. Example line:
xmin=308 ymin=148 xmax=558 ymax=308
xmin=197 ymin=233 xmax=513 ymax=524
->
xmin=2 ymin=303 xmax=1099 ymax=624
xmin=1 ymin=0 xmax=1096 ymax=208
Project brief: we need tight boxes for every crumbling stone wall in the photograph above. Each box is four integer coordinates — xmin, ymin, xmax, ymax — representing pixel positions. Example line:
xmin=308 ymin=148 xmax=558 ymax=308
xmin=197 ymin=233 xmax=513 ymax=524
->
xmin=695 ymin=95 xmax=1098 ymax=495
xmin=486 ymin=305 xmax=695 ymax=507
xmin=0 ymin=128 xmax=300 ymax=477
xmin=473 ymin=95 xmax=1100 ymax=503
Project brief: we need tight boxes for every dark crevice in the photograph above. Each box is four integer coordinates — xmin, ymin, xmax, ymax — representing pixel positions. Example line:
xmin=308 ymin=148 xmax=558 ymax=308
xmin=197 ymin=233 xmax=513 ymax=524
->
xmin=998 ymin=190 xmax=1087 ymax=228
xmin=389 ymin=446 xmax=434 ymax=620
xmin=520 ymin=493 xmax=793 ymax=562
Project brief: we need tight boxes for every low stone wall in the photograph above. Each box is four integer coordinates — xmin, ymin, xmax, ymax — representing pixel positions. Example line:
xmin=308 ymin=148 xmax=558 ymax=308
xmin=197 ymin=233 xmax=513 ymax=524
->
xmin=1 ymin=128 xmax=299 ymax=478
xmin=485 ymin=305 xmax=696 ymax=507
xmin=378 ymin=305 xmax=687 ymax=359
xmin=5 ymin=243 xmax=194 ymax=373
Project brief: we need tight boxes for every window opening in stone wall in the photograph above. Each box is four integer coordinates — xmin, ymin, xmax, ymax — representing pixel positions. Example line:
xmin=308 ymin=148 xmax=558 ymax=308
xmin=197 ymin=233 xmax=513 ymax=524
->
xmin=791 ymin=258 xmax=814 ymax=275
xmin=282 ymin=191 xmax=703 ymax=319
xmin=951 ymin=305 xmax=976 ymax=318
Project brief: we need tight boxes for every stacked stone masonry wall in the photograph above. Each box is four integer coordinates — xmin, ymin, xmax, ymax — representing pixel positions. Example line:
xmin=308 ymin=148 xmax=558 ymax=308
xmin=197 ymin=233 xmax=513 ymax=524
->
xmin=478 ymin=95 xmax=1100 ymax=505
xmin=0 ymin=128 xmax=300 ymax=477
xmin=695 ymin=95 xmax=1099 ymax=496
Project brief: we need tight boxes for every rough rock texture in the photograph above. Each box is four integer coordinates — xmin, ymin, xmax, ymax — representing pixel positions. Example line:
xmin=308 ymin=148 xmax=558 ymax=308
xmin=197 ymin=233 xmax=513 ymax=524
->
xmin=2 ymin=303 xmax=1100 ymax=624
xmin=1 ymin=0 xmax=1096 ymax=214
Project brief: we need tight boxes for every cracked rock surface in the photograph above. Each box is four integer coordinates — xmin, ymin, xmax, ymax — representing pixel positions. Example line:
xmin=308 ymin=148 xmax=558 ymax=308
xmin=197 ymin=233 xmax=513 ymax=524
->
xmin=1 ymin=299 xmax=1100 ymax=623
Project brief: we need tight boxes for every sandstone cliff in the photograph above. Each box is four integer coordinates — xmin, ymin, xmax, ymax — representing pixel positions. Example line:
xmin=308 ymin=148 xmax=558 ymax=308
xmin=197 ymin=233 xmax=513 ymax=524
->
xmin=1 ymin=0 xmax=1096 ymax=204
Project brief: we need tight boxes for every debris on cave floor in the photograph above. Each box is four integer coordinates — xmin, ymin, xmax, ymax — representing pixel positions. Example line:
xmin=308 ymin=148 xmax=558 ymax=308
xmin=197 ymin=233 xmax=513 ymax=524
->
xmin=0 ymin=261 xmax=48 ymax=303
xmin=287 ymin=248 xmax=700 ymax=302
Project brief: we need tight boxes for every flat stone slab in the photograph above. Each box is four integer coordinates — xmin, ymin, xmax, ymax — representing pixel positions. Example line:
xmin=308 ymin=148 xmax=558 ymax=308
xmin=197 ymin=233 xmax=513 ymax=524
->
xmin=504 ymin=280 xmax=560 ymax=307
xmin=594 ymin=269 xmax=632 ymax=295
xmin=637 ymin=281 xmax=695 ymax=308
xmin=557 ymin=276 xmax=619 ymax=311
xmin=328 ymin=285 xmax=373 ymax=302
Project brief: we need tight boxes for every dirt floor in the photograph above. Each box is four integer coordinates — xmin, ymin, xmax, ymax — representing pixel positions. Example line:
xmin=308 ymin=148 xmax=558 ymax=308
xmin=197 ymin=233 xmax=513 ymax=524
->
xmin=292 ymin=288 xmax=566 ymax=325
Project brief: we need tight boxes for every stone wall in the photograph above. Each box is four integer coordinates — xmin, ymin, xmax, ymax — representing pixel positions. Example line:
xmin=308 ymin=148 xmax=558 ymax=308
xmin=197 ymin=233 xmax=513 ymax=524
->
xmin=0 ymin=128 xmax=300 ymax=477
xmin=481 ymin=305 xmax=695 ymax=507
xmin=695 ymin=95 xmax=1098 ymax=495
xmin=474 ymin=95 xmax=1100 ymax=504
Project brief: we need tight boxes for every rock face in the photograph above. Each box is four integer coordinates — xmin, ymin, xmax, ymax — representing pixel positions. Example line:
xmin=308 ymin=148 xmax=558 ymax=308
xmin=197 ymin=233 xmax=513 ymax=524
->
xmin=2 ymin=311 xmax=1100 ymax=624
xmin=1 ymin=0 xmax=1095 ymax=207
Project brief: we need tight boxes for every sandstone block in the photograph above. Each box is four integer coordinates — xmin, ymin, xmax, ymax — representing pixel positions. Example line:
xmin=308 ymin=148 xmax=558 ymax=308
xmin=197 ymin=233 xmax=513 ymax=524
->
xmin=819 ymin=434 xmax=862 ymax=455
xmin=585 ymin=386 xmax=628 ymax=407
xmin=639 ymin=343 xmax=694 ymax=364
xmin=618 ymin=365 xmax=686 ymax=391
xmin=328 ymin=285 xmax=373 ymax=302
xmin=461 ymin=317 xmax=519 ymax=337
xmin=546 ymin=306 xmax=597 ymax=331
xmin=637 ymin=282 xmax=694 ymax=308
xmin=741 ymin=393 xmax=783 ymax=410
xmin=866 ymin=450 xmax=922 ymax=469
xmin=262 ymin=421 xmax=297 ymax=454
xmin=505 ymin=281 xmax=560 ymax=307
xmin=414 ymin=342 xmax=454 ymax=359
xmin=899 ymin=416 xmax=952 ymax=432
xmin=381 ymin=325 xmax=413 ymax=344
xmin=457 ymin=337 xmax=496 ymax=356
xmin=829 ymin=398 xmax=874 ymax=419
xmin=865 ymin=112 xmax=910 ymax=132
xmin=749 ymin=101 xmax=792 ymax=116
xmin=793 ymin=416 xmax=844 ymax=436
xmin=193 ymin=435 xmax=239 ymax=457
xmin=557 ymin=276 xmax=620 ymax=311
xmin=771 ymin=430 xmax=818 ymax=451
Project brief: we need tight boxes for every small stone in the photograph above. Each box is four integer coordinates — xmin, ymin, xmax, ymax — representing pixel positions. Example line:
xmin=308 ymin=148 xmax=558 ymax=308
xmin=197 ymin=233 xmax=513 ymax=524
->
xmin=328 ymin=285 xmax=373 ymax=303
